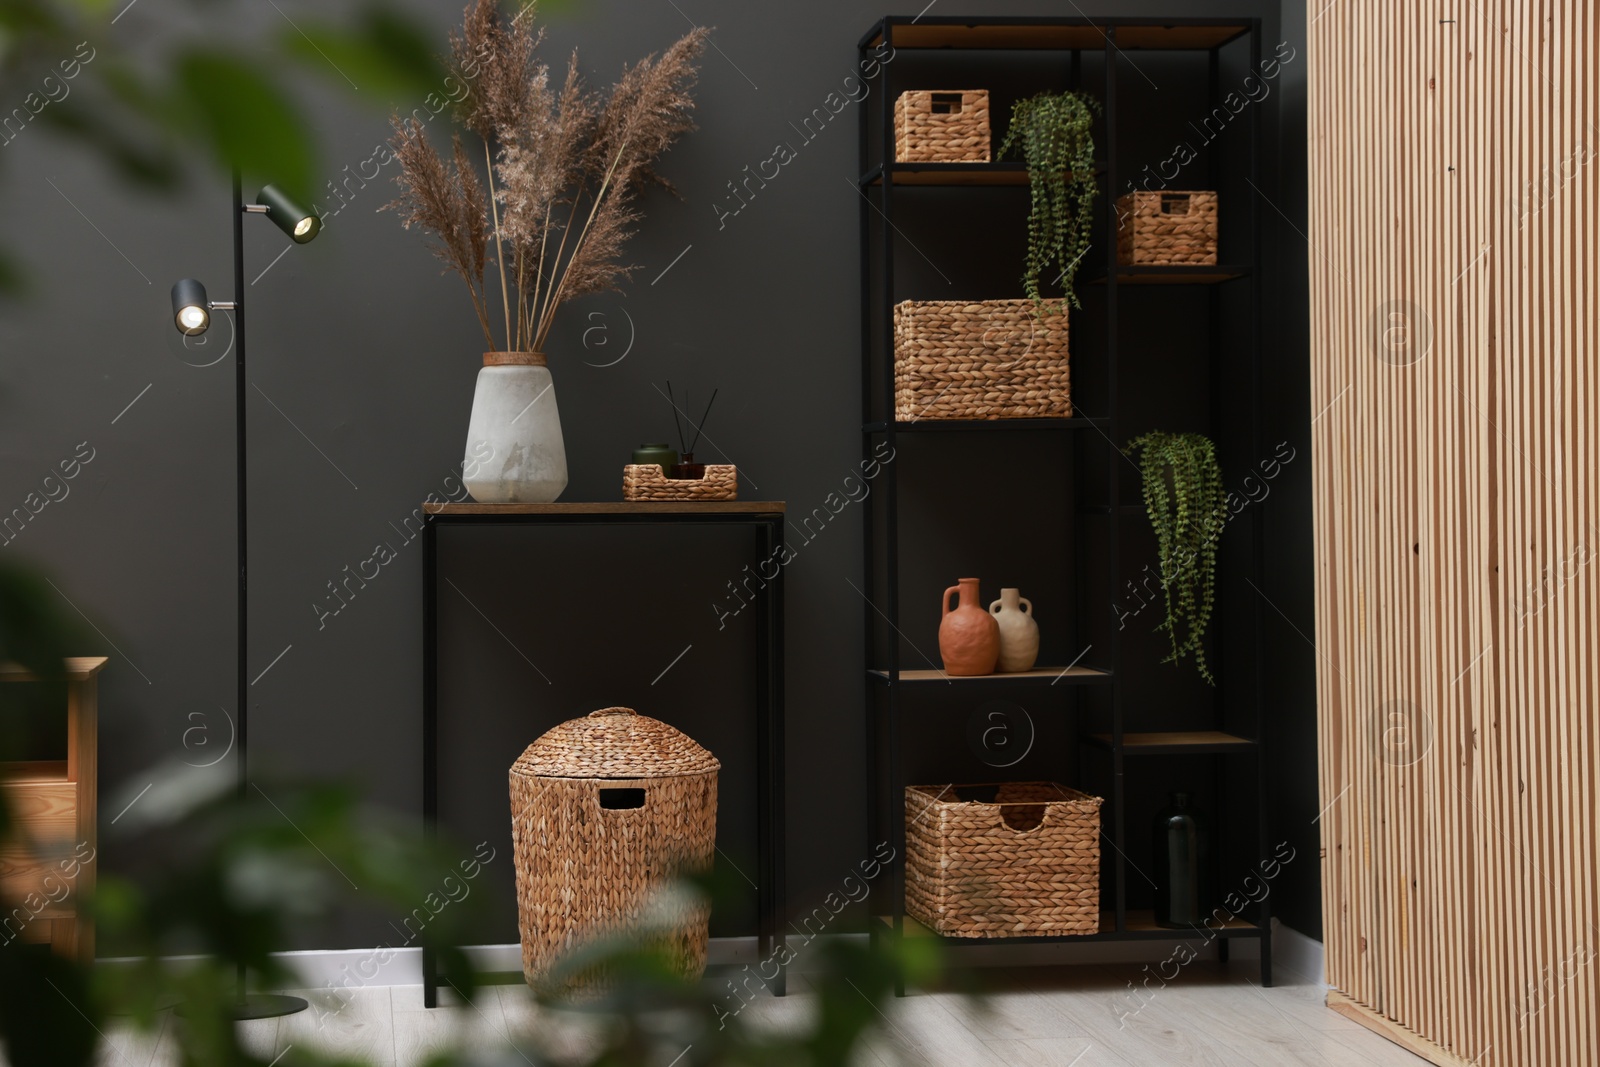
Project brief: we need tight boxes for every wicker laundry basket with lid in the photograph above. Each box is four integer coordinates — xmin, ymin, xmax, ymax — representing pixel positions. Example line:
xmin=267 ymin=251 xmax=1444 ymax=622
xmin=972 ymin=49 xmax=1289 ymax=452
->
xmin=509 ymin=706 xmax=719 ymax=993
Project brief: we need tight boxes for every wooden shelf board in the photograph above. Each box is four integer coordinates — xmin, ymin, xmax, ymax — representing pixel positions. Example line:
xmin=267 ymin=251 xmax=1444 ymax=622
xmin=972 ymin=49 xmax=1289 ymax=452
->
xmin=864 ymin=418 xmax=1108 ymax=433
xmin=863 ymin=22 xmax=1250 ymax=51
xmin=0 ymin=658 xmax=109 ymax=683
xmin=1123 ymin=909 xmax=1257 ymax=933
xmin=868 ymin=162 xmax=1029 ymax=186
xmin=863 ymin=163 xmax=1104 ymax=187
xmin=877 ymin=910 xmax=1260 ymax=943
xmin=0 ymin=760 xmax=69 ymax=783
xmin=1094 ymin=266 xmax=1250 ymax=285
xmin=1085 ymin=730 xmax=1257 ymax=754
xmin=869 ymin=665 xmax=1111 ymax=686
xmin=425 ymin=501 xmax=786 ymax=516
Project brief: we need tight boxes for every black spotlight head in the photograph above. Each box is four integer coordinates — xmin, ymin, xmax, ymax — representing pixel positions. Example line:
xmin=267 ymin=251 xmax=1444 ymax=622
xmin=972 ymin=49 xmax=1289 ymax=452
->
xmin=256 ymin=184 xmax=321 ymax=244
xmin=171 ymin=277 xmax=210 ymax=335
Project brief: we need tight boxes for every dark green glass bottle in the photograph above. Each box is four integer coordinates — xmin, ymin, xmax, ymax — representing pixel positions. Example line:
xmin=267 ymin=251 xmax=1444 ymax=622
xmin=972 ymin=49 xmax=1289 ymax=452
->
xmin=1152 ymin=791 xmax=1212 ymax=927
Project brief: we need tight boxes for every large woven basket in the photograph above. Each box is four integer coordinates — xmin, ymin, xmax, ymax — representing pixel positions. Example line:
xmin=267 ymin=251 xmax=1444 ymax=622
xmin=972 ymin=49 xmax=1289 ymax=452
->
xmin=622 ymin=464 xmax=737 ymax=501
xmin=893 ymin=299 xmax=1070 ymax=421
xmin=895 ymin=90 xmax=990 ymax=162
xmin=509 ymin=707 xmax=719 ymax=994
xmin=1116 ymin=191 xmax=1219 ymax=265
xmin=905 ymin=782 xmax=1102 ymax=938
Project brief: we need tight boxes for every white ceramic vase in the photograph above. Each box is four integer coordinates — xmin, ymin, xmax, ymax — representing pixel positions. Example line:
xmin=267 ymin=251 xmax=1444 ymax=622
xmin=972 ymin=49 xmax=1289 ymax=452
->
xmin=463 ymin=352 xmax=568 ymax=503
xmin=989 ymin=588 xmax=1039 ymax=672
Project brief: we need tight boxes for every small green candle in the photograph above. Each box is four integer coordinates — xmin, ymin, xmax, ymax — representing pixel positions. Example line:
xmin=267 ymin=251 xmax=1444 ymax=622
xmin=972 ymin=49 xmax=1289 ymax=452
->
xmin=632 ymin=443 xmax=679 ymax=474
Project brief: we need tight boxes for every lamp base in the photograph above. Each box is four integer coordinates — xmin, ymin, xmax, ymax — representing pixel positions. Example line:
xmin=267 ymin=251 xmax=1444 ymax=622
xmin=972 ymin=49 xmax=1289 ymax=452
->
xmin=231 ymin=994 xmax=309 ymax=1021
xmin=177 ymin=994 xmax=309 ymax=1021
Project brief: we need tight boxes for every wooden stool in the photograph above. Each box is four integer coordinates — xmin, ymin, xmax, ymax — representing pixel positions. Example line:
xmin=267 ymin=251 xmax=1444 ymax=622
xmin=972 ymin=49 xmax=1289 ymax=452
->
xmin=0 ymin=656 xmax=105 ymax=962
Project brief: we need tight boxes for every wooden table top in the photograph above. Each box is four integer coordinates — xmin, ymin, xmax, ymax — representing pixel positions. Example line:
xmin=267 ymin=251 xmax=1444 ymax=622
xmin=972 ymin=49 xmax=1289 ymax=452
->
xmin=0 ymin=657 xmax=110 ymax=682
xmin=424 ymin=501 xmax=787 ymax=516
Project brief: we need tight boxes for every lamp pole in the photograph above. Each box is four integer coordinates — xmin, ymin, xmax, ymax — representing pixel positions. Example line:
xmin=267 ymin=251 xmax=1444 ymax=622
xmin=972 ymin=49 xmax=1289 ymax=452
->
xmin=172 ymin=170 xmax=321 ymax=1021
xmin=230 ymin=170 xmax=309 ymax=1020
xmin=233 ymin=169 xmax=249 ymax=820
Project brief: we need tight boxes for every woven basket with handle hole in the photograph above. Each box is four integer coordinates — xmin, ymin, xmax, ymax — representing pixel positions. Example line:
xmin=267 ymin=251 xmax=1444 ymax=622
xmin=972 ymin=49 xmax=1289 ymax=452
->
xmin=622 ymin=463 xmax=737 ymax=501
xmin=905 ymin=782 xmax=1101 ymax=937
xmin=510 ymin=707 xmax=719 ymax=994
xmin=1116 ymin=190 xmax=1219 ymax=265
xmin=895 ymin=90 xmax=991 ymax=162
xmin=893 ymin=299 xmax=1070 ymax=421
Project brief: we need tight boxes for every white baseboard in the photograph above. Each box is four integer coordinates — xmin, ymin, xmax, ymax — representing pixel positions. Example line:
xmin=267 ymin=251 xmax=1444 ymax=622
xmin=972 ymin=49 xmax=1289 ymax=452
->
xmin=1271 ymin=919 xmax=1326 ymax=985
xmin=111 ymin=923 xmax=1325 ymax=992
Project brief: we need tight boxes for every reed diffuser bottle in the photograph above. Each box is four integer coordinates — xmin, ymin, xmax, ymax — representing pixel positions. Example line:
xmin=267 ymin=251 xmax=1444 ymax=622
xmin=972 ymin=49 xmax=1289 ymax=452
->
xmin=665 ymin=381 xmax=716 ymax=479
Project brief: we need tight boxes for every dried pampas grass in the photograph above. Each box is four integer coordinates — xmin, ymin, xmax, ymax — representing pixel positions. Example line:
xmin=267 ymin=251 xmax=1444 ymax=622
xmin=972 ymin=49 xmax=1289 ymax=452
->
xmin=383 ymin=0 xmax=706 ymax=356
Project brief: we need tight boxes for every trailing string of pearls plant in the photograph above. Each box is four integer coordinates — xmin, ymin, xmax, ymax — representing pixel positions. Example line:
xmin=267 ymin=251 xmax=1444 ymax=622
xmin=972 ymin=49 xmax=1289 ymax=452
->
xmin=1000 ymin=90 xmax=1101 ymax=312
xmin=1125 ymin=431 xmax=1228 ymax=684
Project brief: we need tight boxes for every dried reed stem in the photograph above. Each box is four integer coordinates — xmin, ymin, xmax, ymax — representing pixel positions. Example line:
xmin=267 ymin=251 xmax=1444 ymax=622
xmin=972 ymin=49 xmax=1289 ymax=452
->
xmin=535 ymin=146 xmax=625 ymax=351
xmin=484 ymin=138 xmax=511 ymax=351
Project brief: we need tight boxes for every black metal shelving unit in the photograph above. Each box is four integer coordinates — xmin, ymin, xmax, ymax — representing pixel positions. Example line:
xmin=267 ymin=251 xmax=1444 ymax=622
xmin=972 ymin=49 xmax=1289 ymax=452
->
xmin=858 ymin=14 xmax=1271 ymax=991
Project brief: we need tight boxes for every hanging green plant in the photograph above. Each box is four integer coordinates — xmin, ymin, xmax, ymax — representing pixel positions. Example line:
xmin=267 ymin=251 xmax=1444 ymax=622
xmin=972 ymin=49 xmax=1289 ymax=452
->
xmin=1125 ymin=431 xmax=1227 ymax=684
xmin=999 ymin=91 xmax=1100 ymax=312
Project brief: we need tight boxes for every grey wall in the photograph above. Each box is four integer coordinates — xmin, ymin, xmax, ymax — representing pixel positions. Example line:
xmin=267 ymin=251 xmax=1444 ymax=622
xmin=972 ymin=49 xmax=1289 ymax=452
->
xmin=1261 ymin=0 xmax=1319 ymax=939
xmin=0 ymin=0 xmax=1315 ymax=950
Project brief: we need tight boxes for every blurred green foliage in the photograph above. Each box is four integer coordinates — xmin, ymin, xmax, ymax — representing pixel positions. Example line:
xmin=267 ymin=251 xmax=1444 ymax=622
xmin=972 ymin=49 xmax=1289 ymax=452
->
xmin=0 ymin=558 xmax=948 ymax=1065
xmin=0 ymin=0 xmax=457 ymax=287
xmin=0 ymin=5 xmax=952 ymax=1061
xmin=89 ymin=770 xmax=484 ymax=1065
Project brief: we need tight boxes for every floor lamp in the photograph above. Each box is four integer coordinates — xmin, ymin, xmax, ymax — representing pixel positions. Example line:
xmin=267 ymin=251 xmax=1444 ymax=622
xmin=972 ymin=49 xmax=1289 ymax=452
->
xmin=169 ymin=170 xmax=320 ymax=1021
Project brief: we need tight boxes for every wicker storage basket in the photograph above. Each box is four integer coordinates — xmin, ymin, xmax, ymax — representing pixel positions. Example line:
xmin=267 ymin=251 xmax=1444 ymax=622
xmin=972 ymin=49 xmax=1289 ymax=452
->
xmin=894 ymin=90 xmax=991 ymax=162
xmin=1116 ymin=190 xmax=1219 ymax=265
xmin=893 ymin=299 xmax=1070 ymax=421
xmin=509 ymin=707 xmax=719 ymax=993
xmin=905 ymin=782 xmax=1102 ymax=938
xmin=622 ymin=463 xmax=737 ymax=501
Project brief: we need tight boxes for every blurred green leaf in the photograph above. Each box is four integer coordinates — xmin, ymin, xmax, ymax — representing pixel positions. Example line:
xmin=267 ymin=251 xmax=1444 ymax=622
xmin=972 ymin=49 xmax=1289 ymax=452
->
xmin=0 ymin=943 xmax=97 ymax=1067
xmin=36 ymin=100 xmax=182 ymax=188
xmin=0 ymin=0 xmax=65 ymax=37
xmin=283 ymin=5 xmax=443 ymax=103
xmin=0 ymin=247 xmax=25 ymax=296
xmin=47 ymin=0 xmax=113 ymax=19
xmin=0 ymin=561 xmax=78 ymax=753
xmin=174 ymin=49 xmax=314 ymax=201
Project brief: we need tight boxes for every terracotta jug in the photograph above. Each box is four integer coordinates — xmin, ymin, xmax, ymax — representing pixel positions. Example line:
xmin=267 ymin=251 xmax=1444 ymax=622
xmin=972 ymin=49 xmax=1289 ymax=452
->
xmin=989 ymin=588 xmax=1040 ymax=672
xmin=939 ymin=578 xmax=999 ymax=676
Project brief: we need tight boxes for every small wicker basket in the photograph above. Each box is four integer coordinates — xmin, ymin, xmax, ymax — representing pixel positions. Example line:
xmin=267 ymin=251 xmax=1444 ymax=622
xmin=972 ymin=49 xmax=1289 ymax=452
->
xmin=895 ymin=90 xmax=991 ymax=162
xmin=622 ymin=464 xmax=737 ymax=501
xmin=1116 ymin=190 xmax=1219 ymax=265
xmin=905 ymin=782 xmax=1102 ymax=938
xmin=510 ymin=707 xmax=719 ymax=993
xmin=893 ymin=299 xmax=1070 ymax=421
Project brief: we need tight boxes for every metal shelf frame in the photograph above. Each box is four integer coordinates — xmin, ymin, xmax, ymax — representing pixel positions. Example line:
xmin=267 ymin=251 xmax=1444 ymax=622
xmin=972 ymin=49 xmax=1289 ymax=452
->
xmin=857 ymin=13 xmax=1271 ymax=994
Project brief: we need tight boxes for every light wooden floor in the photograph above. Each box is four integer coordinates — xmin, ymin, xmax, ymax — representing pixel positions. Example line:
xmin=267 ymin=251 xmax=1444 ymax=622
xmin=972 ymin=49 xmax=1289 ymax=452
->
xmin=89 ymin=963 xmax=1430 ymax=1066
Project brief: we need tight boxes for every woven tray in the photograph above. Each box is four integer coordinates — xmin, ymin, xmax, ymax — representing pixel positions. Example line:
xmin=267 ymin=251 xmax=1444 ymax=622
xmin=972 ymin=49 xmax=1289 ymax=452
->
xmin=1116 ymin=190 xmax=1219 ymax=265
xmin=895 ymin=90 xmax=991 ymax=162
xmin=906 ymin=782 xmax=1101 ymax=938
xmin=894 ymin=299 xmax=1070 ymax=421
xmin=622 ymin=464 xmax=737 ymax=501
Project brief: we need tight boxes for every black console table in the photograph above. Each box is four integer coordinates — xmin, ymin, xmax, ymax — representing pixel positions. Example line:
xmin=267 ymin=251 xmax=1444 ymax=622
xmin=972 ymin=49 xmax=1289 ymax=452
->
xmin=420 ymin=500 xmax=787 ymax=1005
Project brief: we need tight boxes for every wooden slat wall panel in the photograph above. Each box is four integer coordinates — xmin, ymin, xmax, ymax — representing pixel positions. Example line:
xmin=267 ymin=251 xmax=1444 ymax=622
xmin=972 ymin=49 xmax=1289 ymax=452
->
xmin=1309 ymin=1 xmax=1600 ymax=1065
